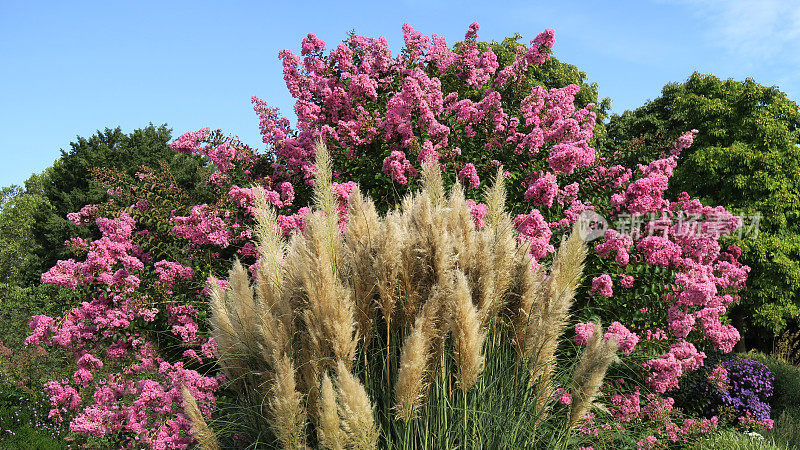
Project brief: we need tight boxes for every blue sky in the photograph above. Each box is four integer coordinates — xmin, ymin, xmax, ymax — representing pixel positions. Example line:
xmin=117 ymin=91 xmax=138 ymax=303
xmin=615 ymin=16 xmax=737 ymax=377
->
xmin=2 ymin=0 xmax=799 ymax=188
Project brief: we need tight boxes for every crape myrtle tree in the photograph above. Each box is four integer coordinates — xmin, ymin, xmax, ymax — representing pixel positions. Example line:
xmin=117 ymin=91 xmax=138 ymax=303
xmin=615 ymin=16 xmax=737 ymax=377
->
xmin=20 ymin=124 xmax=210 ymax=285
xmin=603 ymin=73 xmax=800 ymax=344
xmin=29 ymin=24 xmax=756 ymax=448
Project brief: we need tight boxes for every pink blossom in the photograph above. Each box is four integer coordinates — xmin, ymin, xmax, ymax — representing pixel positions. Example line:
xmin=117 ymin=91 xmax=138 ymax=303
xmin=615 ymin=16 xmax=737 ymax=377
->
xmin=645 ymin=341 xmax=706 ymax=393
xmin=525 ymin=172 xmax=558 ymax=207
xmin=154 ymin=260 xmax=194 ymax=287
xmin=671 ymin=129 xmax=698 ymax=156
xmin=465 ymin=200 xmax=488 ymax=229
xmin=417 ymin=140 xmax=439 ymax=164
xmin=595 ymin=229 xmax=633 ymax=266
xmin=172 ymin=205 xmax=232 ymax=248
xmin=458 ymin=163 xmax=480 ymax=188
xmin=620 ymin=274 xmax=635 ymax=288
xmin=382 ymin=150 xmax=417 ymax=184
xmin=611 ymin=387 xmax=641 ymax=422
xmin=170 ymin=128 xmax=210 ymax=154
xmin=605 ymin=322 xmax=639 ymax=355
xmin=513 ymin=209 xmax=554 ymax=261
xmin=574 ymin=322 xmax=596 ymax=345
xmin=637 ymin=236 xmax=682 ymax=268
xmin=591 ymin=274 xmax=613 ymax=297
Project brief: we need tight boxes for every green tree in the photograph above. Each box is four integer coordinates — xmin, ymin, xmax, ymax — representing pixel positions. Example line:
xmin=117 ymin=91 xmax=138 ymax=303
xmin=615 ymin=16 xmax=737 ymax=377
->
xmin=0 ymin=175 xmax=50 ymax=284
xmin=603 ymin=72 xmax=800 ymax=343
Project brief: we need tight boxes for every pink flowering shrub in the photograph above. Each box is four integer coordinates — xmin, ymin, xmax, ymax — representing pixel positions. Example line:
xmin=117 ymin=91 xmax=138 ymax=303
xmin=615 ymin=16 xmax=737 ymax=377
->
xmin=574 ymin=382 xmax=719 ymax=448
xmin=29 ymin=23 xmax=754 ymax=447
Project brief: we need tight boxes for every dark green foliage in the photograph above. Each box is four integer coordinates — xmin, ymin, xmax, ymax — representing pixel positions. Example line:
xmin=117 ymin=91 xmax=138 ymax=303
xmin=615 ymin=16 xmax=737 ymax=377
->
xmin=0 ymin=283 xmax=75 ymax=387
xmin=602 ymin=72 xmax=800 ymax=168
xmin=0 ymin=283 xmax=75 ymax=448
xmin=0 ymin=179 xmax=49 ymax=284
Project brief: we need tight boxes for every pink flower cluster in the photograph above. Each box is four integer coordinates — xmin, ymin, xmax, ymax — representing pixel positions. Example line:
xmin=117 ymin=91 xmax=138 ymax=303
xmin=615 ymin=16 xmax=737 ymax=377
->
xmin=250 ymin=23 xmax=599 ymax=265
xmin=465 ymin=200 xmax=488 ymax=229
xmin=458 ymin=163 xmax=480 ymax=188
xmin=595 ymin=229 xmax=633 ymax=266
xmin=66 ymin=204 xmax=99 ymax=226
xmin=154 ymin=260 xmax=194 ymax=287
xmin=671 ymin=129 xmax=698 ymax=156
xmin=581 ymin=381 xmax=719 ymax=445
xmin=513 ymin=210 xmax=554 ymax=262
xmin=171 ymin=204 xmax=232 ymax=248
xmin=170 ymin=127 xmax=210 ymax=154
xmin=591 ymin=274 xmax=614 ymax=297
xmin=574 ymin=322 xmax=596 ymax=345
xmin=620 ymin=274 xmax=635 ymax=288
xmin=277 ymin=207 xmax=311 ymax=236
xmin=42 ymin=213 xmax=142 ymax=290
xmin=644 ymin=341 xmax=706 ymax=393
xmin=605 ymin=321 xmax=640 ymax=356
xmin=170 ymin=127 xmax=256 ymax=185
xmin=229 ymin=184 xmax=294 ymax=213
xmin=382 ymin=151 xmax=418 ymax=184
xmin=610 ymin=387 xmax=641 ymax=422
xmin=738 ymin=412 xmax=775 ymax=431
xmin=525 ymin=172 xmax=558 ymax=207
xmin=574 ymin=321 xmax=638 ymax=355
xmin=708 ymin=364 xmax=729 ymax=391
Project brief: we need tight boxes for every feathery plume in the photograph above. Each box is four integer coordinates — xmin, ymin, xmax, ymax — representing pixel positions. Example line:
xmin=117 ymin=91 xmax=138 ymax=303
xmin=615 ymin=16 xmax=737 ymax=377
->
xmin=270 ymin=354 xmax=307 ymax=449
xmin=182 ymin=387 xmax=220 ymax=450
xmin=208 ymin=278 xmax=248 ymax=389
xmin=312 ymin=140 xmax=337 ymax=226
xmin=343 ymin=187 xmax=379 ymax=344
xmin=568 ymin=323 xmax=620 ymax=428
xmin=227 ymin=260 xmax=260 ymax=356
xmin=318 ymin=373 xmax=345 ymax=450
xmin=253 ymin=188 xmax=291 ymax=318
xmin=512 ymin=253 xmax=545 ymax=357
xmin=482 ymin=169 xmax=518 ymax=321
xmin=394 ymin=287 xmax=443 ymax=421
xmin=335 ymin=361 xmax=379 ymax=449
xmin=484 ymin=166 xmax=507 ymax=229
xmin=420 ymin=159 xmax=445 ymax=207
xmin=450 ymin=270 xmax=485 ymax=392
xmin=374 ymin=211 xmax=403 ymax=326
xmin=288 ymin=143 xmax=359 ymax=370
xmin=529 ymin=227 xmax=587 ymax=384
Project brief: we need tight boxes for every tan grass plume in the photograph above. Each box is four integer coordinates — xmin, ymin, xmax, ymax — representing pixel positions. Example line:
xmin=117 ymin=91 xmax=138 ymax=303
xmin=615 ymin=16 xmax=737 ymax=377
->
xmin=182 ymin=387 xmax=220 ymax=450
xmin=568 ymin=322 xmax=620 ymax=428
xmin=450 ymin=270 xmax=485 ymax=392
xmin=335 ymin=361 xmax=379 ymax=449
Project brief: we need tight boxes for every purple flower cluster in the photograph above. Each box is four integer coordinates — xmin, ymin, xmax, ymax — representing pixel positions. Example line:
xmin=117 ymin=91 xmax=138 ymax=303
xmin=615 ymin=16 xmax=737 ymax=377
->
xmin=717 ymin=357 xmax=774 ymax=422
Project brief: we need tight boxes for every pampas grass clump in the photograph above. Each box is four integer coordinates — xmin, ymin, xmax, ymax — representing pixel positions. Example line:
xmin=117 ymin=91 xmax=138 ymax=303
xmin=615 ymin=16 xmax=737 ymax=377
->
xmin=187 ymin=142 xmax=619 ymax=449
